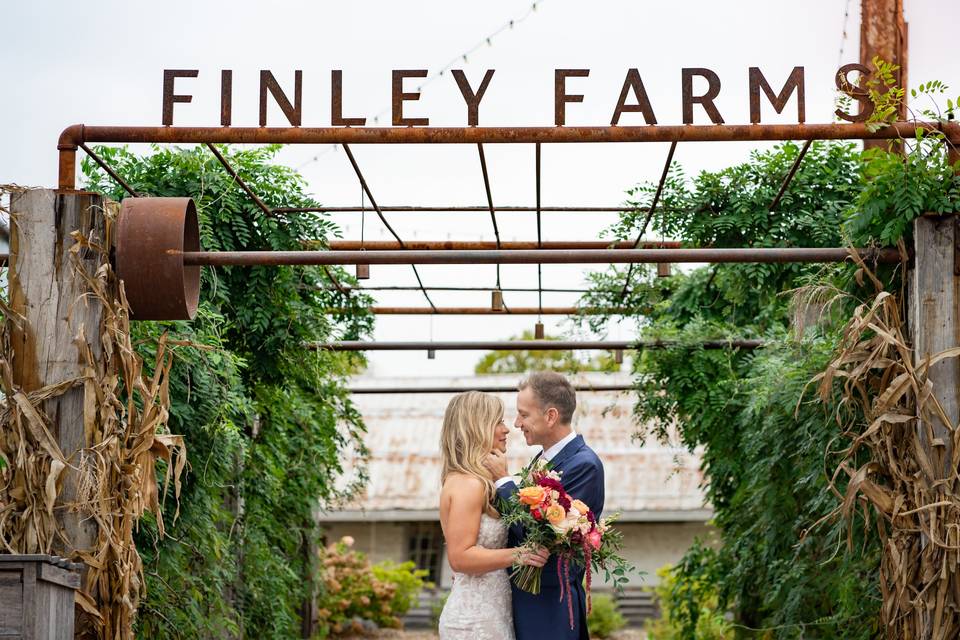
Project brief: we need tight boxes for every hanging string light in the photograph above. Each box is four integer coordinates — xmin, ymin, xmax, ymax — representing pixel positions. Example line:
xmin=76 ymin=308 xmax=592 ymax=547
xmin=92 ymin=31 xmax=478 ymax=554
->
xmin=297 ymin=1 xmax=549 ymax=171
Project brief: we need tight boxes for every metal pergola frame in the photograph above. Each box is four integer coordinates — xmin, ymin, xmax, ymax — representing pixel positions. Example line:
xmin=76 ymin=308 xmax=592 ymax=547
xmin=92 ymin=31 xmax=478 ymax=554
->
xmin=310 ymin=339 xmax=764 ymax=351
xmin=59 ymin=121 xmax=932 ymax=354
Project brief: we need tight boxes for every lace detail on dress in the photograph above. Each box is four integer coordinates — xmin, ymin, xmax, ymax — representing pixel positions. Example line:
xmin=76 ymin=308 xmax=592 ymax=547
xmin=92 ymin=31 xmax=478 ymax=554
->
xmin=438 ymin=513 xmax=514 ymax=640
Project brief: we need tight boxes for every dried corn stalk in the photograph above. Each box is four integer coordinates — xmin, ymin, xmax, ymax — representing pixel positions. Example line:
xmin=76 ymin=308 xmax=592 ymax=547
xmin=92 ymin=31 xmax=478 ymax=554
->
xmin=810 ymin=249 xmax=960 ymax=640
xmin=0 ymin=191 xmax=187 ymax=639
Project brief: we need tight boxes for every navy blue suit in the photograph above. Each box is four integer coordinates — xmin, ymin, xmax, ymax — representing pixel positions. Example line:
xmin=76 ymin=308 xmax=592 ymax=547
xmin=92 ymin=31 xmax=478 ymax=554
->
xmin=496 ymin=435 xmax=605 ymax=640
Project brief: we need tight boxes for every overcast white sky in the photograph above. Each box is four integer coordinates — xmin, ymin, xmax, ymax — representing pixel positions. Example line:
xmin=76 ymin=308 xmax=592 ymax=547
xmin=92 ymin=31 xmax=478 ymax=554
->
xmin=3 ymin=1 xmax=958 ymax=377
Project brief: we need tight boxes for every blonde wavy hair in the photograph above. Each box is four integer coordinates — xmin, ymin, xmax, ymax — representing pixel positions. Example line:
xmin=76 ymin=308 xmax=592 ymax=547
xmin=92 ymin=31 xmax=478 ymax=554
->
xmin=440 ymin=391 xmax=505 ymax=508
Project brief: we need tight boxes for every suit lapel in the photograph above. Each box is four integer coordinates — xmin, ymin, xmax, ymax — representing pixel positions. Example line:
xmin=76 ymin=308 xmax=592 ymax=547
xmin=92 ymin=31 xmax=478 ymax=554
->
xmin=548 ymin=434 xmax=585 ymax=471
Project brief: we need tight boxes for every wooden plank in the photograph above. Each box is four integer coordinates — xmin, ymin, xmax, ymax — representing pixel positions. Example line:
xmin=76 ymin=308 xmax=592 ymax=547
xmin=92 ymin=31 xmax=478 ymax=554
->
xmin=910 ymin=215 xmax=960 ymax=477
xmin=0 ymin=570 xmax=23 ymax=637
xmin=8 ymin=190 xmax=106 ymax=558
xmin=39 ymin=563 xmax=80 ymax=590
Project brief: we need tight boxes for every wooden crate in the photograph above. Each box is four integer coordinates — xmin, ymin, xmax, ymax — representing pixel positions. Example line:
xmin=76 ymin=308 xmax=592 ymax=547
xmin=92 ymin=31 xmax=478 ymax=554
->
xmin=0 ymin=555 xmax=82 ymax=640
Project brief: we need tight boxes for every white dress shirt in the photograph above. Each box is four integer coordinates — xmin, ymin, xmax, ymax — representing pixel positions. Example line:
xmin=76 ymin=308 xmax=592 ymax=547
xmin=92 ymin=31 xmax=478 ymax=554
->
xmin=495 ymin=430 xmax=578 ymax=489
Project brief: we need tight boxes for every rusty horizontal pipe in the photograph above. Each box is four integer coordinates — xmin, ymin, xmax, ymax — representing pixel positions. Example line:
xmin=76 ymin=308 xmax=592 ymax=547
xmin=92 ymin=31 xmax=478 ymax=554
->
xmin=310 ymin=339 xmax=764 ymax=351
xmin=277 ymin=205 xmax=646 ymax=213
xmin=325 ymin=240 xmax=682 ymax=250
xmin=350 ymin=307 xmax=608 ymax=315
xmin=324 ymin=285 xmax=593 ymax=293
xmin=59 ymin=122 xmax=960 ymax=148
xmin=349 ymin=384 xmax=636 ymax=394
xmin=181 ymin=247 xmax=901 ymax=266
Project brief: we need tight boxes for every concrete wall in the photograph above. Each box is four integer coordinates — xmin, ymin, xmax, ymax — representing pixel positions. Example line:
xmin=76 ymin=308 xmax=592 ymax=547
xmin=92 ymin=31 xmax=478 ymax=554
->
xmin=322 ymin=521 xmax=408 ymax=567
xmin=322 ymin=520 xmax=713 ymax=589
xmin=605 ymin=521 xmax=715 ymax=586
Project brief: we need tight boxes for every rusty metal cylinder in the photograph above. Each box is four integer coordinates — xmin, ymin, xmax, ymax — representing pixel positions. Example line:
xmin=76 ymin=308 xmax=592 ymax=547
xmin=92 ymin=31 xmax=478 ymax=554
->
xmin=116 ymin=197 xmax=201 ymax=320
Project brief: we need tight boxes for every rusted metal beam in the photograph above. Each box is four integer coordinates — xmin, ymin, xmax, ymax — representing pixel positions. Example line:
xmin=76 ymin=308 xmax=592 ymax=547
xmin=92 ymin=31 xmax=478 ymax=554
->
xmin=310 ymin=339 xmax=765 ymax=351
xmin=536 ymin=143 xmax=543 ymax=314
xmin=60 ymin=122 xmax=956 ymax=147
xmin=620 ymin=141 xmax=678 ymax=298
xmin=348 ymin=383 xmax=635 ymax=394
xmin=182 ymin=247 xmax=902 ymax=266
xmin=78 ymin=143 xmax=141 ymax=197
xmin=205 ymin=143 xmax=273 ymax=216
xmin=325 ymin=240 xmax=682 ymax=250
xmin=349 ymin=384 xmax=635 ymax=394
xmin=861 ymin=0 xmax=908 ymax=150
xmin=477 ymin=142 xmax=505 ymax=300
xmin=58 ymin=122 xmax=958 ymax=190
xmin=769 ymin=139 xmax=812 ymax=211
xmin=477 ymin=143 xmax=502 ymax=249
xmin=341 ymin=143 xmax=437 ymax=310
xmin=355 ymin=307 xmax=608 ymax=315
xmin=325 ymin=285 xmax=593 ymax=293
xmin=276 ymin=205 xmax=650 ymax=213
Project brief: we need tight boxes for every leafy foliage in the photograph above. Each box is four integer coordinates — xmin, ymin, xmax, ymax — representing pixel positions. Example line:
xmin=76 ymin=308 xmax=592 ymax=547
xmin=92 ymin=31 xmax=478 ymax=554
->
xmin=645 ymin=561 xmax=732 ymax=640
xmin=585 ymin=593 xmax=627 ymax=638
xmin=317 ymin=537 xmax=429 ymax=637
xmin=580 ymin=138 xmax=930 ymax=638
xmin=475 ymin=330 xmax=621 ymax=374
xmin=82 ymin=144 xmax=374 ymax=638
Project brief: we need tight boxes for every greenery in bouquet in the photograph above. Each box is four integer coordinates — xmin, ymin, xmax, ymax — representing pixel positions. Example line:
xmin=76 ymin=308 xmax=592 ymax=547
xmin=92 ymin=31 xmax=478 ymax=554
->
xmin=499 ymin=460 xmax=633 ymax=627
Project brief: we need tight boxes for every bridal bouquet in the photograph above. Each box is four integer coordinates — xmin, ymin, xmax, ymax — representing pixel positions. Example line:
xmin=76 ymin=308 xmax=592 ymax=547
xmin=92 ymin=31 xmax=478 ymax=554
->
xmin=499 ymin=459 xmax=632 ymax=627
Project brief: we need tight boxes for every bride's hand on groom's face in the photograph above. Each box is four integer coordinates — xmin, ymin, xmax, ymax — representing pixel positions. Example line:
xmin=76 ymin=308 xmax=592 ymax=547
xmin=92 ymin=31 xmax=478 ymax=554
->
xmin=483 ymin=449 xmax=508 ymax=480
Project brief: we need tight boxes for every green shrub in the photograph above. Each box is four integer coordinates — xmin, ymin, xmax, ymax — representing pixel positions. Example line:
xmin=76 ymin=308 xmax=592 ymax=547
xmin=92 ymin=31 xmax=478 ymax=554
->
xmin=317 ymin=537 xmax=428 ymax=637
xmin=430 ymin=591 xmax=450 ymax=631
xmin=586 ymin=593 xmax=627 ymax=638
xmin=645 ymin=563 xmax=732 ymax=640
xmin=372 ymin=560 xmax=433 ymax=619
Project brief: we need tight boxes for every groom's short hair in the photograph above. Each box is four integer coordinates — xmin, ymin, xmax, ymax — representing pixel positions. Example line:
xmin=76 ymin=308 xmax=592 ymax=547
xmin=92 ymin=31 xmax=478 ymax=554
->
xmin=519 ymin=371 xmax=576 ymax=425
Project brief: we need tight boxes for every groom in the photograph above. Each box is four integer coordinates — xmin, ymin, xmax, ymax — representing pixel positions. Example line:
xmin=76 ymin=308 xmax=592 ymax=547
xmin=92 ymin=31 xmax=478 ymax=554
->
xmin=485 ymin=371 xmax=605 ymax=640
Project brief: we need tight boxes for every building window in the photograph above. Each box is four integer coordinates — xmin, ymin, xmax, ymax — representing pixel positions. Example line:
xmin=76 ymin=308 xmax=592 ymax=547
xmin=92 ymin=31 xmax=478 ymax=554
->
xmin=407 ymin=522 xmax=443 ymax=584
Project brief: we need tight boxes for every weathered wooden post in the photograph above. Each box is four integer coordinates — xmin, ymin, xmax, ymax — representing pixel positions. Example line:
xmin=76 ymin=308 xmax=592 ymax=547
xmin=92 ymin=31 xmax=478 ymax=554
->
xmin=8 ymin=189 xmax=107 ymax=628
xmin=910 ymin=214 xmax=959 ymax=472
xmin=0 ymin=555 xmax=84 ymax=639
xmin=908 ymin=210 xmax=960 ymax=638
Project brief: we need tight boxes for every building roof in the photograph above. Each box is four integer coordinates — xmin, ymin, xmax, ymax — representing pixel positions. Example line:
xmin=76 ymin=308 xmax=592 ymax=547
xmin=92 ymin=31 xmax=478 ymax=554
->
xmin=322 ymin=372 xmax=710 ymax=522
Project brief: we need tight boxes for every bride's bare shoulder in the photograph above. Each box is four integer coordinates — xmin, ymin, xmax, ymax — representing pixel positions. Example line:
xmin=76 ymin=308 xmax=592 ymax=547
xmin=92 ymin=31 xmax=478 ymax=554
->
xmin=441 ymin=473 xmax=486 ymax=499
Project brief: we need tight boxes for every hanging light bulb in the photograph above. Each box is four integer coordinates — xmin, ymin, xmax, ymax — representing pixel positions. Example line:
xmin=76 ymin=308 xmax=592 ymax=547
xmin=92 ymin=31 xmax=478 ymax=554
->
xmin=491 ymin=289 xmax=504 ymax=311
xmin=427 ymin=349 xmax=436 ymax=360
xmin=534 ymin=322 xmax=545 ymax=340
xmin=657 ymin=262 xmax=671 ymax=278
xmin=355 ymin=263 xmax=370 ymax=280
xmin=614 ymin=349 xmax=624 ymax=364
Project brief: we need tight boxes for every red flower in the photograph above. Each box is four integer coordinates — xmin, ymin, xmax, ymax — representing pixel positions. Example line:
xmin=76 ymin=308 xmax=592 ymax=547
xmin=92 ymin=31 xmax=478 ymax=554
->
xmin=537 ymin=476 xmax=565 ymax=494
xmin=531 ymin=508 xmax=543 ymax=520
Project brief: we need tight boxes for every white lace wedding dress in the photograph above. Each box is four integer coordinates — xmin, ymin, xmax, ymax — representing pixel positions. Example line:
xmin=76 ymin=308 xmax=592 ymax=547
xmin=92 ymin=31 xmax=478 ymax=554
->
xmin=438 ymin=513 xmax=515 ymax=640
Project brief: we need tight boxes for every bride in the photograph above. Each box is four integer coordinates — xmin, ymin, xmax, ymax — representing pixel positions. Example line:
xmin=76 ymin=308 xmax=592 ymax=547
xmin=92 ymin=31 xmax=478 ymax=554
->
xmin=437 ymin=391 xmax=549 ymax=640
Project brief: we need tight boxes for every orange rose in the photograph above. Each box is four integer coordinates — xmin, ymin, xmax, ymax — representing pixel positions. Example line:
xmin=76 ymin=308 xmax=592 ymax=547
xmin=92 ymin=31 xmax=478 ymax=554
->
xmin=519 ymin=486 xmax=546 ymax=506
xmin=545 ymin=504 xmax=566 ymax=525
xmin=571 ymin=499 xmax=590 ymax=514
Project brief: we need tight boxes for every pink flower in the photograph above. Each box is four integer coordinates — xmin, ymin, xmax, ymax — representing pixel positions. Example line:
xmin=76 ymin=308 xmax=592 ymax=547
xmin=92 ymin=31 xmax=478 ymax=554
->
xmin=586 ymin=529 xmax=602 ymax=550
